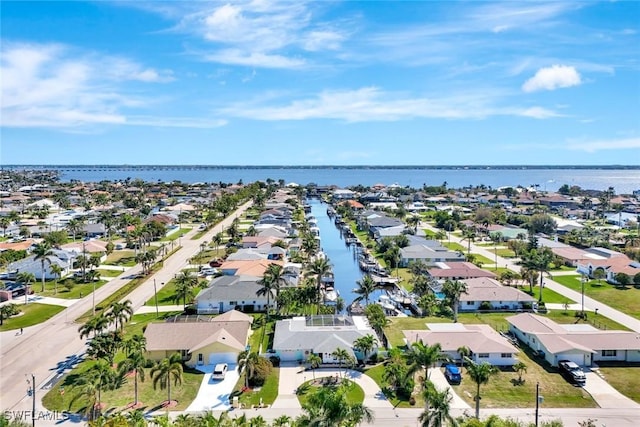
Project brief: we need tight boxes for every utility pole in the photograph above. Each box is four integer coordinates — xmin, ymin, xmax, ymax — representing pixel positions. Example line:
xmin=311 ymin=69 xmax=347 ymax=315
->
xmin=26 ymin=373 xmax=35 ymax=427
xmin=581 ymin=275 xmax=586 ymax=318
xmin=535 ymin=381 xmax=543 ymax=427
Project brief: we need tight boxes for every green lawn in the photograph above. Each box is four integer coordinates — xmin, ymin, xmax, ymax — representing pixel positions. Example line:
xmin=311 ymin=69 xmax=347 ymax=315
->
xmin=296 ymin=378 xmax=364 ymax=406
xmin=104 ymin=250 xmax=137 ymax=267
xmin=597 ymin=364 xmax=640 ymax=403
xmin=161 ymin=227 xmax=192 ymax=242
xmin=364 ymin=364 xmax=419 ymax=408
xmin=469 ymin=253 xmax=494 ymax=265
xmin=0 ymin=303 xmax=65 ymax=331
xmin=527 ymin=285 xmax=575 ymax=304
xmin=233 ymin=368 xmax=279 ymax=408
xmin=37 ymin=278 xmax=108 ymax=299
xmin=552 ymin=275 xmax=640 ymax=319
xmin=495 ymin=248 xmax=517 ymax=258
xmin=443 ymin=242 xmax=466 ymax=252
xmin=144 ymin=279 xmax=183 ymax=307
xmin=96 ymin=269 xmax=124 ymax=277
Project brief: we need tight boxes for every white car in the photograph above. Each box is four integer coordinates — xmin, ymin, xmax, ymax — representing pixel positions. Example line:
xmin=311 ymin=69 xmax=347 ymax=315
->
xmin=212 ymin=363 xmax=228 ymax=380
xmin=199 ymin=267 xmax=218 ymax=276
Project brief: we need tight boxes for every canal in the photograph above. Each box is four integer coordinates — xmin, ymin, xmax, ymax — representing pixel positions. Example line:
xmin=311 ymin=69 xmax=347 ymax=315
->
xmin=308 ymin=198 xmax=368 ymax=309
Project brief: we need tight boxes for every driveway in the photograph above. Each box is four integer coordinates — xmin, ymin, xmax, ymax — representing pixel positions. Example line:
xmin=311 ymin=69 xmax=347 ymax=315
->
xmin=583 ymin=367 xmax=640 ymax=409
xmin=428 ymin=367 xmax=471 ymax=409
xmin=185 ymin=364 xmax=240 ymax=412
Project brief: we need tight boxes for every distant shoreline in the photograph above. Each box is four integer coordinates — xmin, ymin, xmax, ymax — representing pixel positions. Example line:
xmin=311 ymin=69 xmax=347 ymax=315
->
xmin=2 ymin=165 xmax=639 ymax=170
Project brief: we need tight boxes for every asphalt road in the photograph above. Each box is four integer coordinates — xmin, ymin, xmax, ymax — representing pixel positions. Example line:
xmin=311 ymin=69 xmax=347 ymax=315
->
xmin=0 ymin=201 xmax=252 ymax=414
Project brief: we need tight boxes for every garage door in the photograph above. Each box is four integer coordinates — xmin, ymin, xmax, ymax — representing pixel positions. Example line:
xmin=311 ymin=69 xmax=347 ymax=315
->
xmin=209 ymin=352 xmax=238 ymax=365
xmin=558 ymin=352 xmax=585 ymax=366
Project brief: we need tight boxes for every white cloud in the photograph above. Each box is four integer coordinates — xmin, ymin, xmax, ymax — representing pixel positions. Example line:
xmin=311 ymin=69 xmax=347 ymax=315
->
xmin=566 ymin=137 xmax=640 ymax=152
xmin=0 ymin=42 xmax=216 ymax=130
xmin=219 ymin=87 xmax=561 ymax=122
xmin=204 ymin=49 xmax=305 ymax=69
xmin=522 ymin=65 xmax=582 ymax=92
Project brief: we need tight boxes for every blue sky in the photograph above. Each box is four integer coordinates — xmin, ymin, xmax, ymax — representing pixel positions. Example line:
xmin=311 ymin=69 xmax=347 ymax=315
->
xmin=1 ymin=1 xmax=639 ymax=165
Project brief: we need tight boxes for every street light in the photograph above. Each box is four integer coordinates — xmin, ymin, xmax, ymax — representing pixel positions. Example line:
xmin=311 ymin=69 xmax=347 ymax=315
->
xmin=26 ymin=373 xmax=35 ymax=427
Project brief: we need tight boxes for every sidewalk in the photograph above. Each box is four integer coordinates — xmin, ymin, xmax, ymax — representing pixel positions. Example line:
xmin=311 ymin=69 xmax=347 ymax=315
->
xmin=133 ymin=305 xmax=184 ymax=314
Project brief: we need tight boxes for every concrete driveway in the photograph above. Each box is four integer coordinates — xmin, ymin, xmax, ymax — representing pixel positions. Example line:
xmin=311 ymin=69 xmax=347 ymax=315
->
xmin=185 ymin=364 xmax=240 ymax=412
xmin=583 ymin=367 xmax=640 ymax=409
xmin=428 ymin=367 xmax=472 ymax=409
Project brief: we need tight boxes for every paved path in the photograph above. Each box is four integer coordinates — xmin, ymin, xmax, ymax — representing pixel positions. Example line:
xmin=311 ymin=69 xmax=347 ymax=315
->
xmin=583 ymin=367 xmax=640 ymax=409
xmin=0 ymin=201 xmax=252 ymax=414
xmin=133 ymin=304 xmax=185 ymax=314
xmin=428 ymin=367 xmax=471 ymax=409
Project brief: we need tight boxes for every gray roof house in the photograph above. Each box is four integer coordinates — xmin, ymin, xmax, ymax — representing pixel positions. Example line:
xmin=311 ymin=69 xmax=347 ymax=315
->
xmin=272 ymin=315 xmax=377 ymax=363
xmin=399 ymin=244 xmax=464 ymax=267
xmin=507 ymin=313 xmax=640 ymax=367
xmin=195 ymin=275 xmax=274 ymax=315
xmin=459 ymin=278 xmax=536 ymax=312
xmin=8 ymin=249 xmax=76 ymax=280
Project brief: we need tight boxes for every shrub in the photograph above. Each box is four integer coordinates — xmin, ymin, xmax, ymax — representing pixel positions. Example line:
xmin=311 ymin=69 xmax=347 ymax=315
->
xmin=249 ymin=356 xmax=273 ymax=387
xmin=409 ymin=396 xmax=416 ymax=406
xmin=479 ymin=301 xmax=493 ymax=311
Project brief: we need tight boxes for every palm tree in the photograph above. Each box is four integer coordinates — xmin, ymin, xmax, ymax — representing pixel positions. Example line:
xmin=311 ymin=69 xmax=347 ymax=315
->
xmin=78 ymin=314 xmax=110 ymax=339
xmin=442 ymin=279 xmax=468 ymax=323
xmin=514 ymin=361 xmax=527 ymax=384
xmin=237 ymin=350 xmax=261 ymax=388
xmin=457 ymin=346 xmax=471 ymax=368
xmin=16 ymin=272 xmax=35 ymax=304
xmin=273 ymin=415 xmax=292 ymax=427
xmin=465 ymin=357 xmax=498 ymax=419
xmin=118 ymin=351 xmax=147 ymax=407
xmin=489 ymin=231 xmax=502 ymax=270
xmin=257 ymin=264 xmax=285 ymax=317
xmin=107 ymin=300 xmax=133 ymax=331
xmin=419 ymin=387 xmax=458 ymax=427
xmin=331 ymin=347 xmax=353 ymax=378
xmin=49 ymin=263 xmax=63 ymax=295
xmin=71 ymin=359 xmax=116 ymax=419
xmin=408 ymin=341 xmax=445 ymax=385
xmin=150 ymin=353 xmax=184 ymax=407
xmin=306 ymin=257 xmax=332 ymax=312
xmin=353 ymin=275 xmax=378 ymax=306
xmin=32 ymin=242 xmax=55 ymax=292
xmin=306 ymin=353 xmax=322 ymax=380
xmin=212 ymin=232 xmax=223 ymax=254
xmin=173 ymin=271 xmax=197 ymax=309
xmin=0 ymin=217 xmax=10 ymax=237
xmin=353 ymin=334 xmax=377 ymax=363
xmin=461 ymin=227 xmax=476 ymax=255
xmin=298 ymin=382 xmax=374 ymax=427
xmin=123 ymin=334 xmax=147 ymax=355
xmin=69 ymin=382 xmax=100 ymax=421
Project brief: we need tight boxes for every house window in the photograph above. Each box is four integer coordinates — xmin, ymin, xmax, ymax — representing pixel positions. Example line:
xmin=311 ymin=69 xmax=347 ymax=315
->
xmin=198 ymin=353 xmax=203 ymax=363
xmin=230 ymin=301 xmax=237 ymax=305
xmin=601 ymin=350 xmax=617 ymax=357
xmin=478 ymin=353 xmax=489 ymax=358
xmin=466 ymin=301 xmax=474 ymax=306
xmin=501 ymin=353 xmax=512 ymax=358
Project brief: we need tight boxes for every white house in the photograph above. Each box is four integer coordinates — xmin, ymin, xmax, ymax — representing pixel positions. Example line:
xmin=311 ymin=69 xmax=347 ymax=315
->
xmin=8 ymin=249 xmax=76 ymax=280
xmin=404 ymin=323 xmax=519 ymax=366
xmin=458 ymin=278 xmax=537 ymax=312
xmin=195 ymin=275 xmax=275 ymax=314
xmin=507 ymin=313 xmax=640 ymax=367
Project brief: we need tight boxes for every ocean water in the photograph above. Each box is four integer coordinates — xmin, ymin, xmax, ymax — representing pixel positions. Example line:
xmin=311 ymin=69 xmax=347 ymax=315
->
xmin=5 ymin=166 xmax=640 ymax=194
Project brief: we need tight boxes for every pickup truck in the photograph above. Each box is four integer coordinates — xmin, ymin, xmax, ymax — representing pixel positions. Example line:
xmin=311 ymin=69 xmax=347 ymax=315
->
xmin=558 ymin=360 xmax=586 ymax=385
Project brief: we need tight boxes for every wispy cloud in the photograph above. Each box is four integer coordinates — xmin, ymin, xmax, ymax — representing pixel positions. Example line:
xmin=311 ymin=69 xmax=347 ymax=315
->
xmin=0 ymin=41 xmax=218 ymax=130
xmin=174 ymin=1 xmax=348 ymax=68
xmin=219 ymin=87 xmax=560 ymax=122
xmin=566 ymin=137 xmax=640 ymax=152
xmin=522 ymin=65 xmax=582 ymax=92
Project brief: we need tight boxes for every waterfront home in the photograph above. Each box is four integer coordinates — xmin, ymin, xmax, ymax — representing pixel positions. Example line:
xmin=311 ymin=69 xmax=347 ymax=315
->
xmin=399 ymin=243 xmax=464 ymax=267
xmin=241 ymin=235 xmax=283 ymax=249
xmin=332 ymin=189 xmax=358 ymax=201
xmin=145 ymin=310 xmax=252 ymax=367
xmin=507 ymin=313 xmax=640 ymax=367
xmin=403 ymin=323 xmax=519 ymax=366
xmin=220 ymin=259 xmax=284 ymax=277
xmin=272 ymin=315 xmax=378 ymax=363
xmin=195 ymin=275 xmax=274 ymax=314
xmin=427 ymin=262 xmax=497 ymax=280
xmin=458 ymin=278 xmax=536 ymax=312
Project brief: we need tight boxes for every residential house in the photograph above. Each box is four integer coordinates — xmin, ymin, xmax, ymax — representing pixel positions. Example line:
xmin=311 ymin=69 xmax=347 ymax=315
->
xmin=219 ymin=259 xmax=284 ymax=277
xmin=403 ymin=323 xmax=519 ymax=366
xmin=332 ymin=189 xmax=358 ymax=201
xmin=458 ymin=278 xmax=536 ymax=312
xmin=272 ymin=315 xmax=378 ymax=363
xmin=507 ymin=313 xmax=640 ymax=367
xmin=195 ymin=275 xmax=274 ymax=314
xmin=427 ymin=262 xmax=497 ymax=280
xmin=399 ymin=243 xmax=465 ymax=267
xmin=145 ymin=310 xmax=253 ymax=367
xmin=576 ymin=248 xmax=640 ymax=284
xmin=7 ymin=249 xmax=75 ymax=280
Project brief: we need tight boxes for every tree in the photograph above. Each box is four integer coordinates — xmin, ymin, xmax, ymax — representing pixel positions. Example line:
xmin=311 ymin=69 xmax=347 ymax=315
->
xmin=305 ymin=257 xmax=332 ymax=312
xmin=615 ymin=272 xmax=631 ymax=288
xmin=364 ymin=303 xmax=389 ymax=339
xmin=0 ymin=217 xmax=10 ymax=237
xmin=353 ymin=334 xmax=378 ymax=363
xmin=71 ymin=359 xmax=117 ymax=419
xmin=78 ymin=314 xmax=109 ymax=339
xmin=408 ymin=341 xmax=445 ymax=387
xmin=173 ymin=271 xmax=197 ymax=309
xmin=50 ymin=263 xmax=63 ymax=295
xmin=514 ymin=361 xmax=527 ymax=384
xmin=457 ymin=346 xmax=471 ymax=368
xmin=16 ymin=272 xmax=35 ymax=304
xmin=297 ymin=382 xmax=374 ymax=427
xmin=593 ymin=268 xmax=606 ymax=285
xmin=331 ymin=348 xmax=353 ymax=378
xmin=150 ymin=353 xmax=184 ymax=406
xmin=257 ymin=263 xmax=286 ymax=317
xmin=107 ymin=300 xmax=133 ymax=331
xmin=86 ymin=331 xmax=123 ymax=365
xmin=419 ymin=387 xmax=458 ymax=427
xmin=353 ymin=274 xmax=378 ymax=306
xmin=442 ymin=279 xmax=467 ymax=322
xmin=489 ymin=232 xmax=502 ymax=270
xmin=0 ymin=304 xmax=19 ymax=326
xmin=461 ymin=227 xmax=476 ymax=255
xmin=306 ymin=353 xmax=322 ymax=380
xmin=118 ymin=350 xmax=147 ymax=407
xmin=32 ymin=242 xmax=54 ymax=292
xmin=465 ymin=357 xmax=498 ymax=419
xmin=237 ymin=350 xmax=262 ymax=388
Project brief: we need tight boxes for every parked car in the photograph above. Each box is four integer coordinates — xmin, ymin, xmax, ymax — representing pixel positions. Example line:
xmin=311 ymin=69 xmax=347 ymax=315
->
xmin=212 ymin=363 xmax=228 ymax=380
xmin=558 ymin=360 xmax=586 ymax=385
xmin=444 ymin=364 xmax=462 ymax=384
xmin=199 ymin=267 xmax=218 ymax=277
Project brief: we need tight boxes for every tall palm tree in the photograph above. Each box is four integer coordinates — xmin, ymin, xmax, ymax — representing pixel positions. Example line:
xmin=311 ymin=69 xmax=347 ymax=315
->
xmin=237 ymin=350 xmax=261 ymax=388
xmin=16 ymin=272 xmax=35 ymax=304
xmin=305 ymin=257 xmax=332 ymax=312
xmin=50 ymin=263 xmax=63 ymax=295
xmin=123 ymin=334 xmax=147 ymax=356
xmin=461 ymin=227 xmax=476 ymax=255
xmin=212 ymin=232 xmax=223 ymax=254
xmin=150 ymin=353 xmax=184 ymax=406
xmin=465 ymin=357 xmax=498 ymax=419
xmin=331 ymin=347 xmax=353 ymax=378
xmin=442 ymin=279 xmax=468 ymax=323
xmin=71 ymin=359 xmax=116 ymax=419
xmin=78 ymin=314 xmax=110 ymax=339
xmin=32 ymin=242 xmax=54 ymax=292
xmin=457 ymin=346 xmax=471 ymax=368
xmin=419 ymin=387 xmax=458 ymax=427
xmin=306 ymin=353 xmax=322 ymax=380
xmin=118 ymin=351 xmax=147 ymax=407
xmin=353 ymin=334 xmax=377 ymax=363
xmin=173 ymin=271 xmax=197 ymax=309
xmin=257 ymin=263 xmax=286 ymax=317
xmin=353 ymin=275 xmax=378 ymax=306
xmin=407 ymin=341 xmax=445 ymax=382
xmin=107 ymin=300 xmax=133 ymax=331
xmin=298 ymin=382 xmax=374 ymax=427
